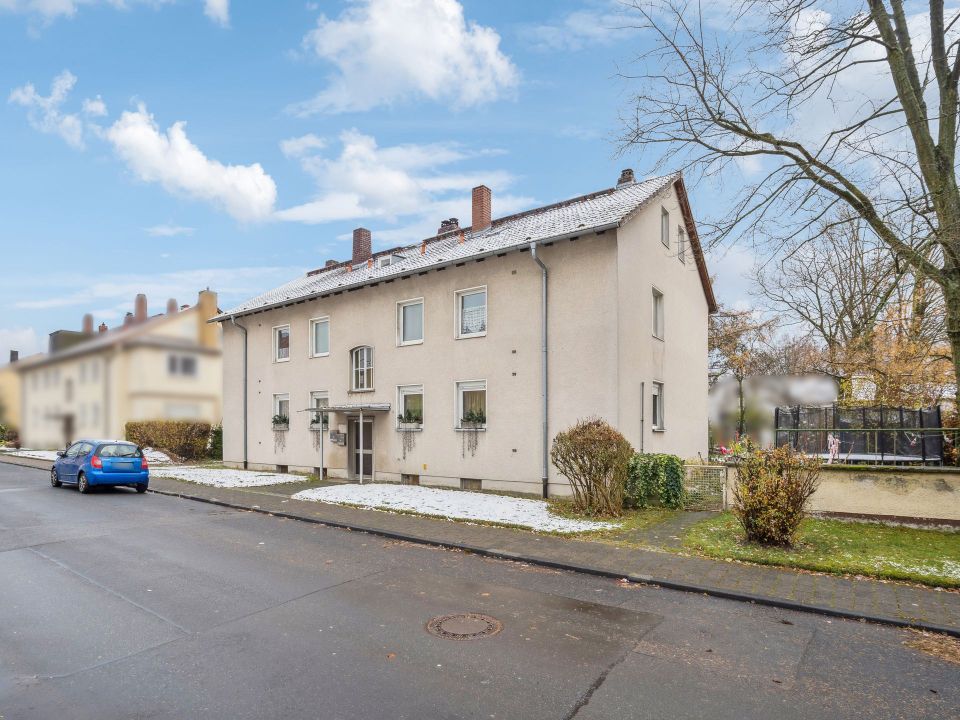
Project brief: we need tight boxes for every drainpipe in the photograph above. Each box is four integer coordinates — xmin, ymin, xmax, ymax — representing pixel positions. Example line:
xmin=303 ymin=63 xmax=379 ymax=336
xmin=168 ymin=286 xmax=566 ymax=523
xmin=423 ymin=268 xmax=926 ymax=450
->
xmin=230 ymin=316 xmax=248 ymax=469
xmin=529 ymin=242 xmax=549 ymax=499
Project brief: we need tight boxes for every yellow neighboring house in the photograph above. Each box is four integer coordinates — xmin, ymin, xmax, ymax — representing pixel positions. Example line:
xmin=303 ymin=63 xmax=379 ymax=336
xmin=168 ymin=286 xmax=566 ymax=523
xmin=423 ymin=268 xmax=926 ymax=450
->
xmin=0 ymin=352 xmax=29 ymax=431
xmin=16 ymin=291 xmax=222 ymax=449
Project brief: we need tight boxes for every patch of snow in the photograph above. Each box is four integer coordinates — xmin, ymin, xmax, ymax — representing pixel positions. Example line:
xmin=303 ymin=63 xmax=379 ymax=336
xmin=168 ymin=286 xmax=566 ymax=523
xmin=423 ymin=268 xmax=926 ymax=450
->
xmin=151 ymin=465 xmax=305 ymax=488
xmin=143 ymin=448 xmax=172 ymax=465
xmin=291 ymin=483 xmax=618 ymax=533
xmin=873 ymin=558 xmax=960 ymax=581
xmin=2 ymin=446 xmax=172 ymax=465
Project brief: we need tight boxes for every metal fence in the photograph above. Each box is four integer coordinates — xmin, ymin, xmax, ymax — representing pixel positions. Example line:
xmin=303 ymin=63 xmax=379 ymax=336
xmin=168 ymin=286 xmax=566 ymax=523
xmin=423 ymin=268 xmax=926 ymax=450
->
xmin=683 ymin=464 xmax=726 ymax=511
xmin=774 ymin=404 xmax=945 ymax=465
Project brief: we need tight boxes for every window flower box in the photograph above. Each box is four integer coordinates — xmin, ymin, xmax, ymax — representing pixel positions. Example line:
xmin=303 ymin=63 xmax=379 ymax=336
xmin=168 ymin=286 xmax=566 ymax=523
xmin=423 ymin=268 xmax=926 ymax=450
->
xmin=272 ymin=414 xmax=289 ymax=432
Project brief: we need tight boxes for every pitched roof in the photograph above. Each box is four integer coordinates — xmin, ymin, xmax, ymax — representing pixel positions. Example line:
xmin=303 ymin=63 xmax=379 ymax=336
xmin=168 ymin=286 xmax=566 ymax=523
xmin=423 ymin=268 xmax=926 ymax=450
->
xmin=216 ymin=172 xmax=716 ymax=321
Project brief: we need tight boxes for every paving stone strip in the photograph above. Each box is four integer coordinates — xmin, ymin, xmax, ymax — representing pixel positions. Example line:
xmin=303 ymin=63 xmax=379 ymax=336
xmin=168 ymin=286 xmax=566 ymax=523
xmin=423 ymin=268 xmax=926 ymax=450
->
xmin=3 ymin=455 xmax=957 ymax=636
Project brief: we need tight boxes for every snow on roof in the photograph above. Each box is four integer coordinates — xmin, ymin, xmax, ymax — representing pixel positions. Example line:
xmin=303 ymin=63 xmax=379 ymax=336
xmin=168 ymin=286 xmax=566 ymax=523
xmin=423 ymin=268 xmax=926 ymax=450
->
xmin=215 ymin=173 xmax=684 ymax=322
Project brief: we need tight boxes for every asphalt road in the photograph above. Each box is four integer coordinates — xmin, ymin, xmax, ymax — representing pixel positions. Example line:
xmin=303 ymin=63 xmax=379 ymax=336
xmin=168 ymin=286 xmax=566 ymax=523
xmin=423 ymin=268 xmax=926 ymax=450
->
xmin=0 ymin=463 xmax=957 ymax=720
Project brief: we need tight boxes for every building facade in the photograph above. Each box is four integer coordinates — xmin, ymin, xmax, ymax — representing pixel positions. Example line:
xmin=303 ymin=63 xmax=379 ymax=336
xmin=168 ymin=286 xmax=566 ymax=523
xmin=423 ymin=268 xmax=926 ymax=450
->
xmin=17 ymin=291 xmax=222 ymax=449
xmin=218 ymin=171 xmax=717 ymax=497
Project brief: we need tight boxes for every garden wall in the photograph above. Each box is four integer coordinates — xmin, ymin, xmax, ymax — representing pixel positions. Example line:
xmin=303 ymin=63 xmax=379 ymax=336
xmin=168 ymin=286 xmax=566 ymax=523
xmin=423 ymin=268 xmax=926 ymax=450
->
xmin=723 ymin=464 xmax=960 ymax=523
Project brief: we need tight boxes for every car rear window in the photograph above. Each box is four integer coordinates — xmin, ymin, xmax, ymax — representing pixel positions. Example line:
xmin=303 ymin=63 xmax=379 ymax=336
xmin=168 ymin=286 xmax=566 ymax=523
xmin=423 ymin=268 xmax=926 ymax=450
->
xmin=98 ymin=444 xmax=142 ymax=458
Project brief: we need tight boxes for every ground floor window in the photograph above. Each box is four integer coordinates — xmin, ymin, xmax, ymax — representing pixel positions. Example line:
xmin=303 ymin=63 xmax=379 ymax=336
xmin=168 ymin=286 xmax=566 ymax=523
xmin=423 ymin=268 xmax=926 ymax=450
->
xmin=309 ymin=391 xmax=329 ymax=427
xmin=652 ymin=382 xmax=665 ymax=431
xmin=397 ymin=385 xmax=423 ymax=426
xmin=456 ymin=380 xmax=486 ymax=428
xmin=273 ymin=393 xmax=290 ymax=425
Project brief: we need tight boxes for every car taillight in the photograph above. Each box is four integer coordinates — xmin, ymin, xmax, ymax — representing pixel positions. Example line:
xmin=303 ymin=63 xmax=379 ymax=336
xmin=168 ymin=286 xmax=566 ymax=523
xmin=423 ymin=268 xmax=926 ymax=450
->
xmin=141 ymin=456 xmax=149 ymax=470
xmin=91 ymin=455 xmax=102 ymax=469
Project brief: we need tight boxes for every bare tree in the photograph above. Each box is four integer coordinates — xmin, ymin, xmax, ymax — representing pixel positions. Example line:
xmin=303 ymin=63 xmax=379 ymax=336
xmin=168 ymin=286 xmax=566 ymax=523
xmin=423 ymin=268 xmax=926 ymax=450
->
xmin=621 ymin=0 xmax=960 ymax=406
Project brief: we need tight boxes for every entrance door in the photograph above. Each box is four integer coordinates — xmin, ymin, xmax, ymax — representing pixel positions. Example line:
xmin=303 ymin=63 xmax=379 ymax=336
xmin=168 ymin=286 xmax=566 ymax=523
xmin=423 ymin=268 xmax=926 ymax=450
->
xmin=350 ymin=418 xmax=373 ymax=481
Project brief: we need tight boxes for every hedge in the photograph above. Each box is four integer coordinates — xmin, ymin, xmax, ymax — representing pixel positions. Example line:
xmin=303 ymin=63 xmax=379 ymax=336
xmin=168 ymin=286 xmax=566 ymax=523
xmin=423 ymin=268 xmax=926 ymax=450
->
xmin=125 ymin=421 xmax=212 ymax=460
xmin=626 ymin=453 xmax=685 ymax=509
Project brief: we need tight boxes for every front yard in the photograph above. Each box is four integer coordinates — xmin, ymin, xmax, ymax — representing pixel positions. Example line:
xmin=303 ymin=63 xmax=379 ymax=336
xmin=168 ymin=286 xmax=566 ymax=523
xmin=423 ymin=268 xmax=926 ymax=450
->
xmin=682 ymin=513 xmax=960 ymax=589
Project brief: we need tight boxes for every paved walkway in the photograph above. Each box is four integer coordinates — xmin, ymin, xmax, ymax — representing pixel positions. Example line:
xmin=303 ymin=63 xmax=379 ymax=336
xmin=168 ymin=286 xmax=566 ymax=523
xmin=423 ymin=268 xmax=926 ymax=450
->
xmin=3 ymin=454 xmax=958 ymax=636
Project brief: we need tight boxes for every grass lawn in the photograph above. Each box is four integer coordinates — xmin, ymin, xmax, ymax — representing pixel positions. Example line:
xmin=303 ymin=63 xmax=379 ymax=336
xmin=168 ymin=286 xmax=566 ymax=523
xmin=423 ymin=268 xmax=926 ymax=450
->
xmin=548 ymin=500 xmax=681 ymax=541
xmin=683 ymin=513 xmax=960 ymax=588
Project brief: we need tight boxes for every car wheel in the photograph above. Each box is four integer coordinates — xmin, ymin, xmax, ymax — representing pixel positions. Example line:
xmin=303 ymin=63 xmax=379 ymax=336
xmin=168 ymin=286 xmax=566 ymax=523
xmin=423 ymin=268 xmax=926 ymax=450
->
xmin=135 ymin=483 xmax=148 ymax=494
xmin=78 ymin=472 xmax=91 ymax=494
xmin=50 ymin=467 xmax=62 ymax=488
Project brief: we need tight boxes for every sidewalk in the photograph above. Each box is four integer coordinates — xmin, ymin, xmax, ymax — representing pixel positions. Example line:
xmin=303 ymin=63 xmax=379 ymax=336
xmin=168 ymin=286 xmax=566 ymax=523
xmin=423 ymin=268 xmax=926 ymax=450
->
xmin=4 ymin=454 xmax=958 ymax=636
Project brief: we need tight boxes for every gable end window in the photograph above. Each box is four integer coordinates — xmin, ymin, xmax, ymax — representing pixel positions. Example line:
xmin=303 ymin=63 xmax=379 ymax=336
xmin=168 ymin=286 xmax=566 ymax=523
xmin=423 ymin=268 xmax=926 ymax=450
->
xmin=661 ymin=207 xmax=670 ymax=248
xmin=678 ymin=225 xmax=686 ymax=263
xmin=310 ymin=317 xmax=330 ymax=357
xmin=652 ymin=288 xmax=664 ymax=340
xmin=273 ymin=325 xmax=290 ymax=362
xmin=351 ymin=346 xmax=374 ymax=391
xmin=398 ymin=298 xmax=424 ymax=345
xmin=456 ymin=287 xmax=487 ymax=338
xmin=652 ymin=382 xmax=665 ymax=431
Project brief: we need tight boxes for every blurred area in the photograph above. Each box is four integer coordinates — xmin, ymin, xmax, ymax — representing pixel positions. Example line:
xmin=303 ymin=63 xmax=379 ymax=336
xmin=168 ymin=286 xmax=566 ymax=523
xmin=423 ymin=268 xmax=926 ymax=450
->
xmin=709 ymin=373 xmax=839 ymax=448
xmin=0 ymin=291 xmax=221 ymax=449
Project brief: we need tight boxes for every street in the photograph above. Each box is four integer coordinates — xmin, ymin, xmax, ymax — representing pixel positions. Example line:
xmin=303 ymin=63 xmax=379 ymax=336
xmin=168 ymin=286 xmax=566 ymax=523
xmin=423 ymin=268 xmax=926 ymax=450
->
xmin=0 ymin=462 xmax=956 ymax=719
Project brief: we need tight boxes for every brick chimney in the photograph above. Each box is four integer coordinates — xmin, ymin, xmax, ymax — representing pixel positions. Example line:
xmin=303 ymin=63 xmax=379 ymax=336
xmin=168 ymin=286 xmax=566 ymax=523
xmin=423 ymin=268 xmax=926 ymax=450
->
xmin=166 ymin=298 xmax=178 ymax=314
xmin=196 ymin=289 xmax=219 ymax=349
xmin=438 ymin=218 xmax=459 ymax=235
xmin=9 ymin=350 xmax=18 ymax=364
xmin=617 ymin=168 xmax=635 ymax=187
xmin=98 ymin=322 xmax=108 ymax=334
xmin=123 ymin=312 xmax=134 ymax=326
xmin=134 ymin=293 xmax=148 ymax=323
xmin=472 ymin=185 xmax=491 ymax=231
xmin=82 ymin=313 xmax=94 ymax=335
xmin=325 ymin=259 xmax=338 ymax=268
xmin=352 ymin=228 xmax=372 ymax=266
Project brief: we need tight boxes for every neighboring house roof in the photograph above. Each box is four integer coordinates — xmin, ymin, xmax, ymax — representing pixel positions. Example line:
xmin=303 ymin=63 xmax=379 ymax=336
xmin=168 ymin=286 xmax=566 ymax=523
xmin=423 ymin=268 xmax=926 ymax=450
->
xmin=215 ymin=172 xmax=717 ymax=322
xmin=14 ymin=310 xmax=213 ymax=372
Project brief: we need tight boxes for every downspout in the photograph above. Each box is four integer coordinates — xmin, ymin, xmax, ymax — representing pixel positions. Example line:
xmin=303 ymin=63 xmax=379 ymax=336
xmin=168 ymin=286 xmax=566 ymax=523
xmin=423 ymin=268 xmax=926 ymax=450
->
xmin=529 ymin=242 xmax=549 ymax=499
xmin=230 ymin=316 xmax=248 ymax=469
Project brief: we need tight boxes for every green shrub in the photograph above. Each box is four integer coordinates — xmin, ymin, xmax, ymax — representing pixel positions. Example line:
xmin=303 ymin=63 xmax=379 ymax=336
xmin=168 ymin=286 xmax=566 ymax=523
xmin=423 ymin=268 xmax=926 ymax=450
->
xmin=626 ymin=453 xmax=685 ymax=508
xmin=125 ymin=421 xmax=212 ymax=461
xmin=550 ymin=417 xmax=633 ymax=517
xmin=733 ymin=445 xmax=820 ymax=546
xmin=208 ymin=423 xmax=223 ymax=460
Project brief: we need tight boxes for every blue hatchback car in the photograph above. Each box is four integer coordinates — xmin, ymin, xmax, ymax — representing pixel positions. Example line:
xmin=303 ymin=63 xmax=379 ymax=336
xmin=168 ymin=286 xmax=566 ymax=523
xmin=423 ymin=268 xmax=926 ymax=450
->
xmin=51 ymin=439 xmax=150 ymax=494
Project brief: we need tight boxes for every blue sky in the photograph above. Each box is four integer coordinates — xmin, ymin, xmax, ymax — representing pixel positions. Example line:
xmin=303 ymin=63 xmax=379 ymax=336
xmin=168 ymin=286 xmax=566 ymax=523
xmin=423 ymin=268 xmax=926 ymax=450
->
xmin=0 ymin=0 xmax=753 ymax=361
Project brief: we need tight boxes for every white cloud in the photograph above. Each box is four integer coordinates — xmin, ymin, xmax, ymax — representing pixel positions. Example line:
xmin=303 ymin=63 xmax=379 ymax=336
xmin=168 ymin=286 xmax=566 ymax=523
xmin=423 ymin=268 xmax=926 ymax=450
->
xmin=280 ymin=133 xmax=326 ymax=158
xmin=203 ymin=0 xmax=228 ymax=26
xmin=8 ymin=70 xmax=85 ymax=148
xmin=145 ymin=223 xmax=195 ymax=237
xmin=81 ymin=95 xmax=107 ymax=117
xmin=276 ymin=129 xmax=529 ymax=229
xmin=291 ymin=0 xmax=518 ymax=115
xmin=0 ymin=0 xmax=229 ymax=26
xmin=105 ymin=104 xmax=277 ymax=222
xmin=529 ymin=1 xmax=639 ymax=51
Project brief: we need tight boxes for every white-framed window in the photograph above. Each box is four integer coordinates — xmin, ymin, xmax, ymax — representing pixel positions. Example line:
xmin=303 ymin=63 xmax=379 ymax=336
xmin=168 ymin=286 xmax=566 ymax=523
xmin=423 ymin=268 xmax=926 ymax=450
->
xmin=397 ymin=298 xmax=424 ymax=346
xmin=456 ymin=287 xmax=487 ymax=338
xmin=90 ymin=360 xmax=100 ymax=382
xmin=652 ymin=288 xmax=664 ymax=340
xmin=273 ymin=393 xmax=290 ymax=420
xmin=677 ymin=225 xmax=686 ymax=263
xmin=309 ymin=390 xmax=329 ymax=427
xmin=273 ymin=324 xmax=290 ymax=362
xmin=79 ymin=362 xmax=87 ymax=384
xmin=661 ymin=207 xmax=670 ymax=248
xmin=351 ymin=346 xmax=374 ymax=391
xmin=456 ymin=380 xmax=486 ymax=428
xmin=310 ymin=317 xmax=330 ymax=357
xmin=397 ymin=385 xmax=424 ymax=426
xmin=652 ymin=382 xmax=665 ymax=431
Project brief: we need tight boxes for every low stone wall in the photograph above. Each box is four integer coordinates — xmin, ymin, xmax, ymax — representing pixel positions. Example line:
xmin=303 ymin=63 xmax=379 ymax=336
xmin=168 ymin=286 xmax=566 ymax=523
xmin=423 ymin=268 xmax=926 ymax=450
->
xmin=723 ymin=463 xmax=960 ymax=523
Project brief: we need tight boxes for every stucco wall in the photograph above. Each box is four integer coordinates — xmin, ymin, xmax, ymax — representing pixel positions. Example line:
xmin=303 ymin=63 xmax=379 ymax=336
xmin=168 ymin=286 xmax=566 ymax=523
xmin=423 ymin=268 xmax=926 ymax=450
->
xmin=723 ymin=465 xmax=960 ymax=522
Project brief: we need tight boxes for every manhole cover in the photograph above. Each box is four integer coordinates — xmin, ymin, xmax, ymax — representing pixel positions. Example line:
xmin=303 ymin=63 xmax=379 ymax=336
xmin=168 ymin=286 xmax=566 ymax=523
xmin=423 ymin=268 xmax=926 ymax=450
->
xmin=425 ymin=613 xmax=503 ymax=641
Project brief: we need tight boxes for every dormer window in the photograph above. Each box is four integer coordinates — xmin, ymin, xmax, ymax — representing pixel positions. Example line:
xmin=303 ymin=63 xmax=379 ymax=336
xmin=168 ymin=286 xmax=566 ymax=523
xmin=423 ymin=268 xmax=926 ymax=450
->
xmin=351 ymin=346 xmax=374 ymax=391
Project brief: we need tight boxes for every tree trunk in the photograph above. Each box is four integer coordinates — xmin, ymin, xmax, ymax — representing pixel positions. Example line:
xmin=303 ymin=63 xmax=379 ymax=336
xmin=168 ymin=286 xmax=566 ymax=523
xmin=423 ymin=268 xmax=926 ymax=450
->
xmin=945 ymin=280 xmax=960 ymax=417
xmin=737 ymin=375 xmax=745 ymax=438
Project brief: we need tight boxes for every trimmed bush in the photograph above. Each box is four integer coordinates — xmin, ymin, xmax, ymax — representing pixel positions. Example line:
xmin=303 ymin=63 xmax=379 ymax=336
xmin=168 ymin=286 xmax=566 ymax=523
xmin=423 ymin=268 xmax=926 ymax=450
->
xmin=208 ymin=423 xmax=223 ymax=460
xmin=733 ymin=446 xmax=820 ymax=546
xmin=626 ymin=453 xmax=685 ymax=509
xmin=550 ymin=417 xmax=633 ymax=517
xmin=125 ymin=421 xmax=212 ymax=461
